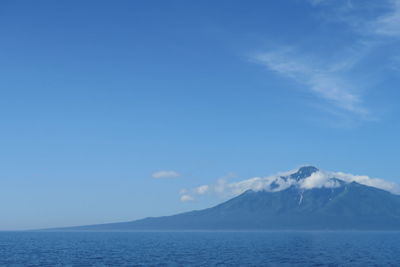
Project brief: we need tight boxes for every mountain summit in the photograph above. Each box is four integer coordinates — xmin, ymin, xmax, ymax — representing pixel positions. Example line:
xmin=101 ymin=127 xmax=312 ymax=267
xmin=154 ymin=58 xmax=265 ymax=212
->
xmin=51 ymin=167 xmax=400 ymax=231
xmin=290 ymin=166 xmax=319 ymax=181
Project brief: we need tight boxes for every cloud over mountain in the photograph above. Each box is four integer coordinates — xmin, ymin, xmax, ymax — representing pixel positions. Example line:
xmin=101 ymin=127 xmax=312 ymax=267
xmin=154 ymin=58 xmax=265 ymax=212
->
xmin=182 ymin=167 xmax=400 ymax=201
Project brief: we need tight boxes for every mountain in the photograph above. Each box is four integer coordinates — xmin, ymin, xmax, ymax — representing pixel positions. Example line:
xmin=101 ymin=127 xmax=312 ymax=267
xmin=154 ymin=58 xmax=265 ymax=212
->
xmin=50 ymin=166 xmax=400 ymax=231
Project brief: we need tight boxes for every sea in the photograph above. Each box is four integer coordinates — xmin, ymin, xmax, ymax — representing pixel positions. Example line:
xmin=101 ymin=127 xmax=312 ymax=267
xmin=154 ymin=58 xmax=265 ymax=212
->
xmin=0 ymin=231 xmax=399 ymax=266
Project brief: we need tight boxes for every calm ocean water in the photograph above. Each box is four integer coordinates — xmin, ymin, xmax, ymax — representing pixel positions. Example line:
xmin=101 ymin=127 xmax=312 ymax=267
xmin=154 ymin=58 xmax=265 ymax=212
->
xmin=0 ymin=231 xmax=399 ymax=266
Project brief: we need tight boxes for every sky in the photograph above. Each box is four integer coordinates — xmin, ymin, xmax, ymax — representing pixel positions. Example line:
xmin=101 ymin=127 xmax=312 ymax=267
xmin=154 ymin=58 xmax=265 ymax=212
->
xmin=1 ymin=0 xmax=400 ymax=230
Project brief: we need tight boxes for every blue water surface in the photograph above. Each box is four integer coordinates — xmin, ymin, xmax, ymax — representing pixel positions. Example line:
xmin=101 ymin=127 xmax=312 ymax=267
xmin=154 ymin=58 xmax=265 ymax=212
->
xmin=0 ymin=231 xmax=399 ymax=266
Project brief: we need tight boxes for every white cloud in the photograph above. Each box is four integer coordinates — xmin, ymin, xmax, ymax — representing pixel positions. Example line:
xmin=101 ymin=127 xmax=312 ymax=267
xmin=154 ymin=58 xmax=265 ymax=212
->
xmin=152 ymin=170 xmax=180 ymax=179
xmin=329 ymin=171 xmax=400 ymax=193
xmin=180 ymin=194 xmax=195 ymax=202
xmin=185 ymin=170 xmax=295 ymax=198
xmin=299 ymin=170 xmax=400 ymax=194
xmin=184 ymin=168 xmax=400 ymax=200
xmin=299 ymin=171 xmax=341 ymax=189
xmin=194 ymin=185 xmax=209 ymax=195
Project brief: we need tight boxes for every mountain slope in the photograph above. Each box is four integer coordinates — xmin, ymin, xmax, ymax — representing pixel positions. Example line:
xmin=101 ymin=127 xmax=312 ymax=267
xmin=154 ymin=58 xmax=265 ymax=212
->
xmin=50 ymin=167 xmax=400 ymax=230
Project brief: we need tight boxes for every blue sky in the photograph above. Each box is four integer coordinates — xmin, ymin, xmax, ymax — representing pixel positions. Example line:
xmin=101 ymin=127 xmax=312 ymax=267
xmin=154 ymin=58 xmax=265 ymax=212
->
xmin=1 ymin=0 xmax=400 ymax=230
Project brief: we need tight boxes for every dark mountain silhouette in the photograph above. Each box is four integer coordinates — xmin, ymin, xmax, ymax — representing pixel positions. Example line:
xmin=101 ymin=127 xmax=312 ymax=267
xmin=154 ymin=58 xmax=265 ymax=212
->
xmin=49 ymin=166 xmax=400 ymax=230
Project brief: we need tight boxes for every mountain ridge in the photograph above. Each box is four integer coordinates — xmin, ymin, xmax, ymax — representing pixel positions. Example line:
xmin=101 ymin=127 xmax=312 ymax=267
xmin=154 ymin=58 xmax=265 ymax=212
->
xmin=45 ymin=166 xmax=400 ymax=231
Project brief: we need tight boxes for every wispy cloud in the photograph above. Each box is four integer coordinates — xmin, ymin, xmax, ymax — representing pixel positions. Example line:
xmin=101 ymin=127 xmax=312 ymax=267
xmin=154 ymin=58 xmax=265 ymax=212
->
xmin=253 ymin=50 xmax=368 ymax=116
xmin=152 ymin=170 xmax=180 ymax=179
xmin=307 ymin=0 xmax=330 ymax=6
xmin=312 ymin=0 xmax=400 ymax=38
xmin=252 ymin=0 xmax=400 ymax=122
xmin=371 ymin=0 xmax=400 ymax=37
